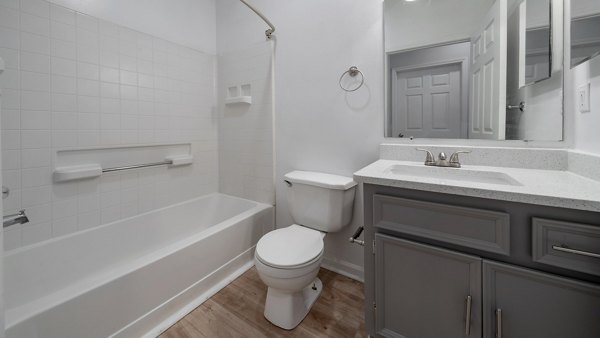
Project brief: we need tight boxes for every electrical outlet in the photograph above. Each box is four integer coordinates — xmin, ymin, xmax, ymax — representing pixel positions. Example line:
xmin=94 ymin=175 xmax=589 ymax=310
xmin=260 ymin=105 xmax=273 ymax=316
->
xmin=577 ymin=83 xmax=591 ymax=113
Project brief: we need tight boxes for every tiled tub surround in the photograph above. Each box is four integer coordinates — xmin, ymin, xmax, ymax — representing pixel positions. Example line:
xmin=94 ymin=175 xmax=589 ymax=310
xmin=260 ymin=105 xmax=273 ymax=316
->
xmin=354 ymin=144 xmax=600 ymax=212
xmin=218 ymin=42 xmax=274 ymax=205
xmin=0 ymin=0 xmax=218 ymax=249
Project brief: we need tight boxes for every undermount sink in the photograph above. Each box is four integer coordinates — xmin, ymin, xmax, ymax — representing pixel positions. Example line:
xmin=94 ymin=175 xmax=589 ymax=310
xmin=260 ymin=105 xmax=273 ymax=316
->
xmin=385 ymin=164 xmax=523 ymax=186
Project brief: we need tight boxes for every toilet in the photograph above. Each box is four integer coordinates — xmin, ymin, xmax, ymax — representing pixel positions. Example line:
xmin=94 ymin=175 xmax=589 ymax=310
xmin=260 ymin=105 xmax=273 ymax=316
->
xmin=254 ymin=171 xmax=357 ymax=330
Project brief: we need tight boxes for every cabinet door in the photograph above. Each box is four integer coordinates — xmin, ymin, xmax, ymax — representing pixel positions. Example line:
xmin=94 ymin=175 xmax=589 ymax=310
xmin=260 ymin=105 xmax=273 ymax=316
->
xmin=375 ymin=234 xmax=482 ymax=338
xmin=483 ymin=261 xmax=600 ymax=338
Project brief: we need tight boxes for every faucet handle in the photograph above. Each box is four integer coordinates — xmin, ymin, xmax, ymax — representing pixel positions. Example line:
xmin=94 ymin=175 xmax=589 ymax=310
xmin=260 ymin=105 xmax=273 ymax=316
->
xmin=416 ymin=148 xmax=435 ymax=164
xmin=449 ymin=150 xmax=472 ymax=166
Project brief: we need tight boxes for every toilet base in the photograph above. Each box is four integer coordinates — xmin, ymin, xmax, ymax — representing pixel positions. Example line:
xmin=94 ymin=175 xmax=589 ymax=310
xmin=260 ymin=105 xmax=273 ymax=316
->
xmin=263 ymin=278 xmax=323 ymax=330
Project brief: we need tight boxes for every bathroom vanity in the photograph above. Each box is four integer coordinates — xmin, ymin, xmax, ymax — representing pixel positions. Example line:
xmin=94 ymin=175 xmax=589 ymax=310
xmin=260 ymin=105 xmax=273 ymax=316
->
xmin=355 ymin=149 xmax=600 ymax=338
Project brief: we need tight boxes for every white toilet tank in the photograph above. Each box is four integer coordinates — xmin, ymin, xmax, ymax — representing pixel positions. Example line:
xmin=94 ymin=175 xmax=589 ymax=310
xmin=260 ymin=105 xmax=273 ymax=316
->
xmin=284 ymin=171 xmax=357 ymax=233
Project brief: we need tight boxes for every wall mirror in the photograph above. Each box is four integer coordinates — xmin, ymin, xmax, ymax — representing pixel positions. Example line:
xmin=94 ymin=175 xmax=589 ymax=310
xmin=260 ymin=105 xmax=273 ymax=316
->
xmin=570 ymin=0 xmax=600 ymax=68
xmin=384 ymin=0 xmax=564 ymax=141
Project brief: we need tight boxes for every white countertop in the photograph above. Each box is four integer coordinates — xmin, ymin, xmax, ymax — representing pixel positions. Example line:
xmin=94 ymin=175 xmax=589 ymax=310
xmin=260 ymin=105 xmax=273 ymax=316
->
xmin=354 ymin=160 xmax=600 ymax=213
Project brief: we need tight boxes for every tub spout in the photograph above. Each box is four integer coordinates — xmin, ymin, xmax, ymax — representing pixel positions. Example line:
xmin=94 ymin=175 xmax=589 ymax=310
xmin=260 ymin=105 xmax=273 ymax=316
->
xmin=3 ymin=210 xmax=29 ymax=228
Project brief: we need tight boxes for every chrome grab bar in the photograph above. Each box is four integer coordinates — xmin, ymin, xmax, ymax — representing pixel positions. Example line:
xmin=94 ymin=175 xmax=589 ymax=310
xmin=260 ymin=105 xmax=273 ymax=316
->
xmin=552 ymin=244 xmax=600 ymax=259
xmin=4 ymin=210 xmax=29 ymax=228
xmin=102 ymin=160 xmax=173 ymax=173
xmin=349 ymin=226 xmax=365 ymax=246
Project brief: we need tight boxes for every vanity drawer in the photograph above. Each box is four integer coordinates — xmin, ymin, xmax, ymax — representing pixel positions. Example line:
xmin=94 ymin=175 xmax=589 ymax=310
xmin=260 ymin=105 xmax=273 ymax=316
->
xmin=532 ymin=218 xmax=600 ymax=277
xmin=373 ymin=194 xmax=510 ymax=255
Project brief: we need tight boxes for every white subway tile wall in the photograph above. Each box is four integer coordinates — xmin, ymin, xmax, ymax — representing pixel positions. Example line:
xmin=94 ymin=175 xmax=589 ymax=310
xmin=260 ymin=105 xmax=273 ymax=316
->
xmin=218 ymin=42 xmax=274 ymax=204
xmin=0 ymin=0 xmax=218 ymax=250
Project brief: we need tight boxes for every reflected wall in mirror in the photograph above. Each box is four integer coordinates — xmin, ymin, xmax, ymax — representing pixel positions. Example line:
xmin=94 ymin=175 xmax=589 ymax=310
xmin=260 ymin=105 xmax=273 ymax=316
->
xmin=384 ymin=0 xmax=564 ymax=141
xmin=523 ymin=0 xmax=552 ymax=85
xmin=570 ymin=0 xmax=600 ymax=67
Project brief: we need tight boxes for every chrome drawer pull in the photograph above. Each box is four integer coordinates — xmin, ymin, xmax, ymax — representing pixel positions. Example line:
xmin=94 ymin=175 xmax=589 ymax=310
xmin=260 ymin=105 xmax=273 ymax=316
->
xmin=552 ymin=245 xmax=600 ymax=259
xmin=465 ymin=295 xmax=472 ymax=336
xmin=496 ymin=308 xmax=502 ymax=338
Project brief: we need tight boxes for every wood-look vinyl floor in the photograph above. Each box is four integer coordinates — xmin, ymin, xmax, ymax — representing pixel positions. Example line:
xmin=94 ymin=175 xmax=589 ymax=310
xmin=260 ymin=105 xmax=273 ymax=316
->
xmin=159 ymin=267 xmax=366 ymax=338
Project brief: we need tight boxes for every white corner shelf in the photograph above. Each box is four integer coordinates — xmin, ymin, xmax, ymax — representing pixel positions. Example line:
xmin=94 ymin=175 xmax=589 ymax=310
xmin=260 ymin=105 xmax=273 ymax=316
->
xmin=224 ymin=96 xmax=252 ymax=105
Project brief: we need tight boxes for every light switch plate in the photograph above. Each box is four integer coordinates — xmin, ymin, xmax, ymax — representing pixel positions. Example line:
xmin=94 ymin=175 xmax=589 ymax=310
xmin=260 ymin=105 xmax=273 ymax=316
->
xmin=577 ymin=83 xmax=591 ymax=113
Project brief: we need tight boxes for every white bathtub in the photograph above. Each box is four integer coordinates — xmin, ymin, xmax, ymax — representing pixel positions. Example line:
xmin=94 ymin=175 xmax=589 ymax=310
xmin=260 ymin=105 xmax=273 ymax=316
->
xmin=4 ymin=193 xmax=273 ymax=338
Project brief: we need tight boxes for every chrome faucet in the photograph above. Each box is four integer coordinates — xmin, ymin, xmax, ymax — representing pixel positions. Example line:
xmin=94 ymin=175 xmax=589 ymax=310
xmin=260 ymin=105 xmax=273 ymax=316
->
xmin=416 ymin=148 xmax=471 ymax=168
xmin=3 ymin=210 xmax=29 ymax=228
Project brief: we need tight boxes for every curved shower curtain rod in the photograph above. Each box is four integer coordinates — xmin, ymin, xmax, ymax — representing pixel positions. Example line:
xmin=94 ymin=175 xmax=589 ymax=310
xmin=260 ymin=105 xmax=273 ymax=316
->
xmin=239 ymin=0 xmax=276 ymax=39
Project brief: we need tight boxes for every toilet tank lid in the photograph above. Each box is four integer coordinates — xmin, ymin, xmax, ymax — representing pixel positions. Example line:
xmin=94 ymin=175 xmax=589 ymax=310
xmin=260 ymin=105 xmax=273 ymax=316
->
xmin=284 ymin=171 xmax=357 ymax=190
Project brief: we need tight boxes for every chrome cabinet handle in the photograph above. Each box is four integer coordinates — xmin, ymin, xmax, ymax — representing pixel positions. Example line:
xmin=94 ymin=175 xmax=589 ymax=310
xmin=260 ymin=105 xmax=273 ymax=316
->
xmin=552 ymin=245 xmax=600 ymax=259
xmin=496 ymin=308 xmax=502 ymax=338
xmin=465 ymin=295 xmax=472 ymax=336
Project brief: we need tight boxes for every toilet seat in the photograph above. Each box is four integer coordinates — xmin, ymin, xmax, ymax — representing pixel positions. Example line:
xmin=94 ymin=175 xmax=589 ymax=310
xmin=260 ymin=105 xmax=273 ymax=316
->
xmin=256 ymin=224 xmax=325 ymax=269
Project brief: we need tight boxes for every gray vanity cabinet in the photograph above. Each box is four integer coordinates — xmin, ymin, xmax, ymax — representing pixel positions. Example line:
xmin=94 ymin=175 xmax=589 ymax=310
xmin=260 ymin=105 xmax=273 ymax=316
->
xmin=363 ymin=185 xmax=600 ymax=338
xmin=482 ymin=261 xmax=600 ymax=338
xmin=375 ymin=234 xmax=481 ymax=338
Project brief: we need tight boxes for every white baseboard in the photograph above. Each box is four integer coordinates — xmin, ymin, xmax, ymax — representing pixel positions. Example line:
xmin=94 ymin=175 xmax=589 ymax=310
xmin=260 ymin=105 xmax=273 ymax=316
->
xmin=321 ymin=257 xmax=364 ymax=283
xmin=112 ymin=247 xmax=256 ymax=338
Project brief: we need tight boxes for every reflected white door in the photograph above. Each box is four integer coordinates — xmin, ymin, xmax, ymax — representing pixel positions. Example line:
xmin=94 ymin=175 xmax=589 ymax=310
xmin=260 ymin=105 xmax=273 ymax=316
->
xmin=469 ymin=0 xmax=507 ymax=140
xmin=392 ymin=63 xmax=462 ymax=139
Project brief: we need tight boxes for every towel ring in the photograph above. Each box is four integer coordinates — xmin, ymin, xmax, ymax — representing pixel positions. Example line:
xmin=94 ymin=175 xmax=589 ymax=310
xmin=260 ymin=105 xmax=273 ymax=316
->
xmin=339 ymin=66 xmax=365 ymax=92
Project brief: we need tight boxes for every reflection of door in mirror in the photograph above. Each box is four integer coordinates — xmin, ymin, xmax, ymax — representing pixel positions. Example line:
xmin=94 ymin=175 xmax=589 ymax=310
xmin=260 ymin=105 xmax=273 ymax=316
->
xmin=571 ymin=0 xmax=600 ymax=68
xmin=392 ymin=64 xmax=462 ymax=139
xmin=389 ymin=43 xmax=470 ymax=139
xmin=469 ymin=0 xmax=507 ymax=140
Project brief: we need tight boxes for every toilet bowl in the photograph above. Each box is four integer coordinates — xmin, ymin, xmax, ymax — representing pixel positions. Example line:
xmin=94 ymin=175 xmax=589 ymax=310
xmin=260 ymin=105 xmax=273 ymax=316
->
xmin=254 ymin=171 xmax=357 ymax=330
xmin=255 ymin=224 xmax=325 ymax=329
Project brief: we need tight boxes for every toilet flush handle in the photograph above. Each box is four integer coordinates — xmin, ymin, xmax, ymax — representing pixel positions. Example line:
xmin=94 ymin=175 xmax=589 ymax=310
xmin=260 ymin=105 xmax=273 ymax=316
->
xmin=284 ymin=180 xmax=292 ymax=187
xmin=349 ymin=226 xmax=365 ymax=246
